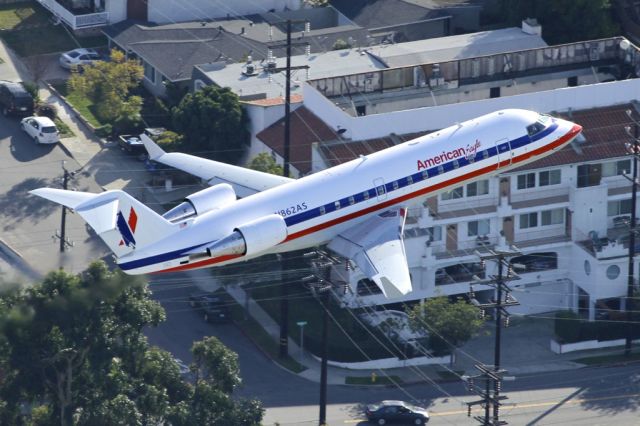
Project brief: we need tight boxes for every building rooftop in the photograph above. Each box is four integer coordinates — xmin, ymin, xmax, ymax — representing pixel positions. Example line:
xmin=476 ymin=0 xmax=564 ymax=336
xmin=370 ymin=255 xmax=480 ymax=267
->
xmin=196 ymin=27 xmax=545 ymax=101
xmin=103 ymin=9 xmax=370 ymax=82
xmin=330 ymin=0 xmax=446 ymax=29
xmin=255 ymin=106 xmax=340 ymax=174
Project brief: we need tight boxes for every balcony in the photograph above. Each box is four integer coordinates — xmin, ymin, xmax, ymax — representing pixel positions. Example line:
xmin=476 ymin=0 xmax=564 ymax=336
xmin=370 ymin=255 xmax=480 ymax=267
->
xmin=575 ymin=224 xmax=633 ymax=259
xmin=36 ymin=0 xmax=109 ymax=29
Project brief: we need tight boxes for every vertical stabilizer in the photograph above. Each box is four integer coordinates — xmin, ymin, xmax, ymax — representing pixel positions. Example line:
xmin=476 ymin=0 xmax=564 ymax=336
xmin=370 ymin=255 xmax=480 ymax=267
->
xmin=30 ymin=188 xmax=176 ymax=258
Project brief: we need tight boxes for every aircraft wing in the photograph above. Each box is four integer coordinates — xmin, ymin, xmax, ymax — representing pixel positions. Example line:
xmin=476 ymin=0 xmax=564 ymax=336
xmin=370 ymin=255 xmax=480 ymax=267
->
xmin=328 ymin=208 xmax=411 ymax=298
xmin=142 ymin=134 xmax=293 ymax=197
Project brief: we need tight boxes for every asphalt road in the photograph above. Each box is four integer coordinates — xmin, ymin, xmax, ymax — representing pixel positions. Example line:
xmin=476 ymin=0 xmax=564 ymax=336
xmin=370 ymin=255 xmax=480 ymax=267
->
xmin=145 ymin=275 xmax=640 ymax=426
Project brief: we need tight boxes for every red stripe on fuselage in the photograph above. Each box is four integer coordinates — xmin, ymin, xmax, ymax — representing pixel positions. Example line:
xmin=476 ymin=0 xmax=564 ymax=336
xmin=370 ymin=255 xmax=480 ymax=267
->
xmin=152 ymin=124 xmax=581 ymax=273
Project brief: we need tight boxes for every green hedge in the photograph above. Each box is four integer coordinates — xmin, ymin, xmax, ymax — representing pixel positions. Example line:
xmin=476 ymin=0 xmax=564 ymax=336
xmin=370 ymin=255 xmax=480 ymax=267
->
xmin=554 ymin=310 xmax=640 ymax=343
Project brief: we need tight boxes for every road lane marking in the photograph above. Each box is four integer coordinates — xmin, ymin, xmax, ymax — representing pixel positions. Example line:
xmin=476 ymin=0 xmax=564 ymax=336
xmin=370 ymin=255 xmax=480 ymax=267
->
xmin=343 ymin=393 xmax=640 ymax=422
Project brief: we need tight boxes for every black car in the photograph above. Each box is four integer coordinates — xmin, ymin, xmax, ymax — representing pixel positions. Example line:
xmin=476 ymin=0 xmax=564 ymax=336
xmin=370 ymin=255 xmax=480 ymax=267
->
xmin=188 ymin=292 xmax=231 ymax=323
xmin=0 ymin=81 xmax=33 ymax=117
xmin=365 ymin=400 xmax=429 ymax=425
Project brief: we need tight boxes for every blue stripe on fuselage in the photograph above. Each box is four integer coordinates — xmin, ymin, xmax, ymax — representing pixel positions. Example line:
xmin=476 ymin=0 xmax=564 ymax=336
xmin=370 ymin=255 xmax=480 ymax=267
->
xmin=119 ymin=123 xmax=559 ymax=271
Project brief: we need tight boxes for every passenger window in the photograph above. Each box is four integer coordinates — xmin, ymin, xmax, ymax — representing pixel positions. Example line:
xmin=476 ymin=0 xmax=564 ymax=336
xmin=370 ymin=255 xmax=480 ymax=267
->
xmin=437 ymin=165 xmax=444 ymax=175
xmin=421 ymin=170 xmax=428 ymax=180
xmin=453 ymin=160 xmax=460 ymax=169
xmin=392 ymin=181 xmax=399 ymax=190
xmin=376 ymin=185 xmax=386 ymax=196
xmin=334 ymin=201 xmax=341 ymax=210
xmin=319 ymin=205 xmax=326 ymax=215
xmin=363 ymin=190 xmax=370 ymax=200
xmin=348 ymin=196 xmax=355 ymax=205
xmin=407 ymin=175 xmax=413 ymax=185
xmin=482 ymin=150 xmax=489 ymax=159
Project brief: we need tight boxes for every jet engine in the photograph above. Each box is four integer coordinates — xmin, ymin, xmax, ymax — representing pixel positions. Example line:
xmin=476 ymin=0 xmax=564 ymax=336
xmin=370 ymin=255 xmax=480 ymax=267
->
xmin=202 ymin=214 xmax=288 ymax=259
xmin=163 ymin=184 xmax=236 ymax=223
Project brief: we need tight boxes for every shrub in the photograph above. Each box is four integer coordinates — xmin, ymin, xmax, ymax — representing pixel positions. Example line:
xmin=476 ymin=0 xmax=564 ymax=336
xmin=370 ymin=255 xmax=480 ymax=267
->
xmin=112 ymin=115 xmax=143 ymax=136
xmin=22 ymin=81 xmax=40 ymax=104
xmin=95 ymin=124 xmax=112 ymax=138
xmin=36 ymin=103 xmax=58 ymax=120
xmin=155 ymin=130 xmax=182 ymax=150
xmin=554 ymin=310 xmax=581 ymax=343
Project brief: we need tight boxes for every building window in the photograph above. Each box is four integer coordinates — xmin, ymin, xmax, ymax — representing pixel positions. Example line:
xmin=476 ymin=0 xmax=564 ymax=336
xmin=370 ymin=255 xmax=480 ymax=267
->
xmin=539 ymin=170 xmax=561 ymax=186
xmin=606 ymin=265 xmax=620 ymax=280
xmin=577 ymin=164 xmax=601 ymax=188
xmin=608 ymin=199 xmax=632 ymax=216
xmin=511 ymin=252 xmax=558 ymax=273
xmin=602 ymin=159 xmax=631 ymax=177
xmin=468 ymin=219 xmax=490 ymax=236
xmin=520 ymin=212 xmax=538 ymax=229
xmin=517 ymin=173 xmax=535 ymax=189
xmin=541 ymin=208 xmax=564 ymax=226
xmin=467 ymin=180 xmax=489 ymax=197
xmin=441 ymin=186 xmax=463 ymax=200
xmin=143 ymin=61 xmax=155 ymax=83
xmin=427 ymin=226 xmax=442 ymax=241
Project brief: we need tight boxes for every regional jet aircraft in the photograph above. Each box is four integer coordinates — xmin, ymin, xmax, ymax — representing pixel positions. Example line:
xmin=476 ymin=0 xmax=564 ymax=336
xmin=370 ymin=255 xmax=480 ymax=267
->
xmin=31 ymin=109 xmax=582 ymax=298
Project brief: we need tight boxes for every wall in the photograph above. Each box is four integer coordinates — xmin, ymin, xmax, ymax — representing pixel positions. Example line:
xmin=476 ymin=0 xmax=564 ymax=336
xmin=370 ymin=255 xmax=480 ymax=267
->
xmin=106 ymin=0 xmax=126 ymax=23
xmin=303 ymin=78 xmax=640 ymax=141
xmin=148 ymin=0 xmax=301 ymax=24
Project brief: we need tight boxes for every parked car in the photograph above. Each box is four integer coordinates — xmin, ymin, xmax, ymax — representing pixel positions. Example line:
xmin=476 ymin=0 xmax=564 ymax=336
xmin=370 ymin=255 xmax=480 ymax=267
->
xmin=365 ymin=400 xmax=429 ymax=425
xmin=188 ymin=292 xmax=231 ymax=323
xmin=20 ymin=116 xmax=59 ymax=144
xmin=118 ymin=134 xmax=145 ymax=155
xmin=0 ymin=80 xmax=33 ymax=117
xmin=59 ymin=48 xmax=101 ymax=70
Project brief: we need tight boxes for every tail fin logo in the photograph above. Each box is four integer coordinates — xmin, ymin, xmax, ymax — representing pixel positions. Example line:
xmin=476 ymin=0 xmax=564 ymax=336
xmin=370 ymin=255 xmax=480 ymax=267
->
xmin=117 ymin=207 xmax=138 ymax=248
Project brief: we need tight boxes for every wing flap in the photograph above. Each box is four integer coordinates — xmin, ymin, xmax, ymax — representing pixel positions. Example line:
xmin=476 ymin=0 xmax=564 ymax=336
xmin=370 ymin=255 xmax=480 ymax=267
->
xmin=142 ymin=134 xmax=293 ymax=196
xmin=328 ymin=209 xmax=411 ymax=298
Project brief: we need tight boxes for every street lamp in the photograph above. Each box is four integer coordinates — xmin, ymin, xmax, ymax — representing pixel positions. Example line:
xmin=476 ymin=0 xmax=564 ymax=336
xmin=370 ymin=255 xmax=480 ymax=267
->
xmin=296 ymin=321 xmax=307 ymax=363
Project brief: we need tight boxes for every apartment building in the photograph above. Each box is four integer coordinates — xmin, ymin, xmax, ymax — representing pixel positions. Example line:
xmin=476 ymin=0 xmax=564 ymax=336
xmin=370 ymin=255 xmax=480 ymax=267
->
xmin=289 ymin=34 xmax=640 ymax=320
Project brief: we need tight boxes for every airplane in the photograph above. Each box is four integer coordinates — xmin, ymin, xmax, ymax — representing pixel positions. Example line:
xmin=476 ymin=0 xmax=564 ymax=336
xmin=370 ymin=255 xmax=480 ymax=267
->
xmin=31 ymin=109 xmax=582 ymax=298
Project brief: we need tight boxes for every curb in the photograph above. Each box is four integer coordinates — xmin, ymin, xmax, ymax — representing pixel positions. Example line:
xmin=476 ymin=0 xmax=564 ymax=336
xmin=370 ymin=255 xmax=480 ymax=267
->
xmin=0 ymin=238 xmax=42 ymax=280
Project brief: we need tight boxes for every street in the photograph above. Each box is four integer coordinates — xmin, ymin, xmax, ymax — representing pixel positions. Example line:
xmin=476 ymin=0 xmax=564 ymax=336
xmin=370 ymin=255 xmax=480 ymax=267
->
xmin=145 ymin=275 xmax=640 ymax=426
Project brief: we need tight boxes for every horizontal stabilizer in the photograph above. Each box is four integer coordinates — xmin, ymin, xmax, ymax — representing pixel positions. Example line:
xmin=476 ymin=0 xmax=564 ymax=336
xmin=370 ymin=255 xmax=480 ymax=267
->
xmin=142 ymin=134 xmax=293 ymax=197
xmin=328 ymin=209 xmax=411 ymax=298
xmin=30 ymin=188 xmax=95 ymax=210
xmin=30 ymin=188 xmax=176 ymax=258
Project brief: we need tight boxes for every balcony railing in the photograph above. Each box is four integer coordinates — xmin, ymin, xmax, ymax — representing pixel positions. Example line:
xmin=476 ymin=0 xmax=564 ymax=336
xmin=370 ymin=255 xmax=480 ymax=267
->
xmin=36 ymin=0 xmax=108 ymax=29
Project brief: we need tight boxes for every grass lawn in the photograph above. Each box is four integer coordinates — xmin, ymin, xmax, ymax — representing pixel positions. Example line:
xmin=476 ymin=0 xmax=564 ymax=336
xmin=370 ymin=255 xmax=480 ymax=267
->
xmin=345 ymin=375 xmax=402 ymax=385
xmin=228 ymin=298 xmax=307 ymax=374
xmin=51 ymin=82 xmax=102 ymax=128
xmin=248 ymin=278 xmax=402 ymax=363
xmin=53 ymin=117 xmax=73 ymax=138
xmin=0 ymin=2 xmax=106 ymax=56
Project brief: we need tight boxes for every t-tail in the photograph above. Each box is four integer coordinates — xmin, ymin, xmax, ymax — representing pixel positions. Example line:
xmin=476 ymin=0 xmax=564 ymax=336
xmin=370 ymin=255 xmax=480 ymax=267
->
xmin=30 ymin=188 xmax=176 ymax=258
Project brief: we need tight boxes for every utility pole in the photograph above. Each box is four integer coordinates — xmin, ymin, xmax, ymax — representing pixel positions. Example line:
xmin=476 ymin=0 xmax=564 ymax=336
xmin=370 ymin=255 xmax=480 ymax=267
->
xmin=53 ymin=161 xmax=74 ymax=253
xmin=623 ymin=110 xmax=640 ymax=356
xmin=268 ymin=19 xmax=310 ymax=359
xmin=303 ymin=250 xmax=341 ymax=426
xmin=466 ymin=247 xmax=521 ymax=425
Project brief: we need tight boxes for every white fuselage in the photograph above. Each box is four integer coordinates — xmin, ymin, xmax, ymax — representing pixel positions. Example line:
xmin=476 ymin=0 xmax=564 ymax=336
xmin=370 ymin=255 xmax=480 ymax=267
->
xmin=118 ymin=109 xmax=581 ymax=274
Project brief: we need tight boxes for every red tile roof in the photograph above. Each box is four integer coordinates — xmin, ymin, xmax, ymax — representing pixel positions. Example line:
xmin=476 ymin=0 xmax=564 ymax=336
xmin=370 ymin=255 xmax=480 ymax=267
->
xmin=255 ymin=106 xmax=339 ymax=174
xmin=319 ymin=132 xmax=426 ymax=167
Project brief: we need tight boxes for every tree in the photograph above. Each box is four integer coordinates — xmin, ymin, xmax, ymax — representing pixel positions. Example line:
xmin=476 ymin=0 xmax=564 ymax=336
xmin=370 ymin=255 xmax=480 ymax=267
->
xmin=493 ymin=0 xmax=618 ymax=44
xmin=171 ymin=85 xmax=248 ymax=163
xmin=68 ymin=49 xmax=144 ymax=125
xmin=0 ymin=262 xmax=263 ymax=426
xmin=248 ymin=153 xmax=284 ymax=175
xmin=407 ymin=296 xmax=484 ymax=359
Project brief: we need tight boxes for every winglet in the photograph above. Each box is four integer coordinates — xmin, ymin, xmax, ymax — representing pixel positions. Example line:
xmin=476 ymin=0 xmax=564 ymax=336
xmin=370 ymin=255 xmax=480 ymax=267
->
xmin=141 ymin=133 xmax=165 ymax=161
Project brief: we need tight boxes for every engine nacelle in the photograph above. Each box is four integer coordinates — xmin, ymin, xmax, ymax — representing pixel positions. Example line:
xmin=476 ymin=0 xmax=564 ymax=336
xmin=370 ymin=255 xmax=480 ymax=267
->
xmin=203 ymin=214 xmax=288 ymax=259
xmin=163 ymin=184 xmax=236 ymax=223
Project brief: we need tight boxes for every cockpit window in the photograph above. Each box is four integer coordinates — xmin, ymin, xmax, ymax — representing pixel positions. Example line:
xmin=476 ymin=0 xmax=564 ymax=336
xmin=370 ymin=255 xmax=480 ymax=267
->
xmin=527 ymin=114 xmax=552 ymax=137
